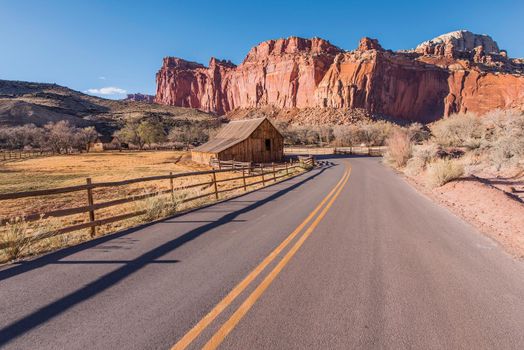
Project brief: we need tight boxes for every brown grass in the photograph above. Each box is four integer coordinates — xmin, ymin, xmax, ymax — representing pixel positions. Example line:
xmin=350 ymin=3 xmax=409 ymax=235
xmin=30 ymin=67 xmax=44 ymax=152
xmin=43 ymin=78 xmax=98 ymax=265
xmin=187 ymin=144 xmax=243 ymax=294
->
xmin=0 ymin=151 xmax=302 ymax=262
xmin=384 ymin=128 xmax=412 ymax=168
xmin=427 ymin=159 xmax=465 ymax=187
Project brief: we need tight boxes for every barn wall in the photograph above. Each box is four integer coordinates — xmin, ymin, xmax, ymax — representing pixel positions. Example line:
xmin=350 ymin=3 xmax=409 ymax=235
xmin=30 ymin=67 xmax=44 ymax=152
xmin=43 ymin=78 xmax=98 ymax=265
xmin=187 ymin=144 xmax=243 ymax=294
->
xmin=91 ymin=143 xmax=105 ymax=152
xmin=191 ymin=151 xmax=216 ymax=164
xmin=218 ymin=119 xmax=283 ymax=163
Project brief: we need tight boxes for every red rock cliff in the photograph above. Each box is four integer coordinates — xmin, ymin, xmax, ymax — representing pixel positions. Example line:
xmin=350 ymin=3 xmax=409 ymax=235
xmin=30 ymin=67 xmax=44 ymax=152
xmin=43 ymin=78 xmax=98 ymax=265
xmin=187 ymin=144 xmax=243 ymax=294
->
xmin=155 ymin=31 xmax=524 ymax=122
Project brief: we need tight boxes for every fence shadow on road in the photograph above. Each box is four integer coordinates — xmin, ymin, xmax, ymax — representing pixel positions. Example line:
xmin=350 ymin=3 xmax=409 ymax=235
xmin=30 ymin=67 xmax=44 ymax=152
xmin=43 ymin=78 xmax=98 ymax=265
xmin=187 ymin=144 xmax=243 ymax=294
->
xmin=0 ymin=162 xmax=335 ymax=346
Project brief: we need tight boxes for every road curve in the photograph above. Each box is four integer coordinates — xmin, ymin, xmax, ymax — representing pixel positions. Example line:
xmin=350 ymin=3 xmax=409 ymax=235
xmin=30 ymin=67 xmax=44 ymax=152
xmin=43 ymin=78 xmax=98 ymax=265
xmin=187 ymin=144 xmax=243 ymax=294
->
xmin=1 ymin=157 xmax=524 ymax=349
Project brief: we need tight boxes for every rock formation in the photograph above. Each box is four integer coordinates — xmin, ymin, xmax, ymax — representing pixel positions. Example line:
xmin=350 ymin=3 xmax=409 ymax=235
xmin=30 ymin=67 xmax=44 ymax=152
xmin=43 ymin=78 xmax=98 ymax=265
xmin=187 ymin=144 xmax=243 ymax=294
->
xmin=125 ymin=93 xmax=155 ymax=103
xmin=155 ymin=31 xmax=524 ymax=123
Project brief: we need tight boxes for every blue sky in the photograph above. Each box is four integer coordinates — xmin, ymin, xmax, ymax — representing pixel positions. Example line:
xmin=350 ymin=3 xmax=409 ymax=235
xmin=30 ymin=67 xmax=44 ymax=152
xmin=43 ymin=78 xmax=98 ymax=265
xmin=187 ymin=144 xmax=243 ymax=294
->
xmin=1 ymin=0 xmax=522 ymax=99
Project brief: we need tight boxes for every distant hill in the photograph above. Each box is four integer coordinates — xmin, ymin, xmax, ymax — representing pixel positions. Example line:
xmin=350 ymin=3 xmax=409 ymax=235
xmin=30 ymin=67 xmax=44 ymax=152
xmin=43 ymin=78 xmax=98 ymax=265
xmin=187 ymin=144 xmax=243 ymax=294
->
xmin=0 ymin=80 xmax=217 ymax=135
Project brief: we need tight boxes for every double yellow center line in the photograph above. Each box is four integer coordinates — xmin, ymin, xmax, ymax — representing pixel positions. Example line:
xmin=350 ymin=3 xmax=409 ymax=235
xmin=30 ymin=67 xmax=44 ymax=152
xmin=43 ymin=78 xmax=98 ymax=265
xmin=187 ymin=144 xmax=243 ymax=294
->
xmin=172 ymin=163 xmax=351 ymax=350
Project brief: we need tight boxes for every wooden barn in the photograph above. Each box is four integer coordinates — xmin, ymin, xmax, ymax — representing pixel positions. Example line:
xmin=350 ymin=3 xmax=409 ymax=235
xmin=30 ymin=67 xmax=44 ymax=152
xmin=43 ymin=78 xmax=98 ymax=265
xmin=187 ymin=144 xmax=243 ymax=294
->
xmin=191 ymin=117 xmax=284 ymax=164
xmin=89 ymin=136 xmax=124 ymax=152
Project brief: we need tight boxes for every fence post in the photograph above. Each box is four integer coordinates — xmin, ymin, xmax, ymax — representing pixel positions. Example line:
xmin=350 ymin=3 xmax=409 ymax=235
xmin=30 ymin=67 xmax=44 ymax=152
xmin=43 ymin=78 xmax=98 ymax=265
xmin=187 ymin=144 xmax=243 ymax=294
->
xmin=260 ymin=164 xmax=265 ymax=186
xmin=285 ymin=162 xmax=289 ymax=175
xmin=169 ymin=172 xmax=175 ymax=203
xmin=212 ymin=171 xmax=219 ymax=200
xmin=272 ymin=162 xmax=276 ymax=182
xmin=242 ymin=166 xmax=247 ymax=191
xmin=86 ymin=178 xmax=96 ymax=237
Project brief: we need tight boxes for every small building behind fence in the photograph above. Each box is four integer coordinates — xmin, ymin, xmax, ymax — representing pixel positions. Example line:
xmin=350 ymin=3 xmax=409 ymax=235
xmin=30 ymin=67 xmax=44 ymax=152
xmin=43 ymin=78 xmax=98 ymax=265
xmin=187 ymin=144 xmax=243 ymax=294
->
xmin=89 ymin=136 xmax=124 ymax=152
xmin=191 ymin=117 xmax=284 ymax=164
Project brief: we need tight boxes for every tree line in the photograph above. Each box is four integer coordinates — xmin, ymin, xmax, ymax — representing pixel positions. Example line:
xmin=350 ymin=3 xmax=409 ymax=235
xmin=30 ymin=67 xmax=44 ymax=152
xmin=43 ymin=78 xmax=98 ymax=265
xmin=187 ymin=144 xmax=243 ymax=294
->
xmin=0 ymin=119 xmax=217 ymax=153
xmin=0 ymin=118 xmax=430 ymax=153
xmin=0 ymin=121 xmax=98 ymax=153
xmin=278 ymin=121 xmax=429 ymax=147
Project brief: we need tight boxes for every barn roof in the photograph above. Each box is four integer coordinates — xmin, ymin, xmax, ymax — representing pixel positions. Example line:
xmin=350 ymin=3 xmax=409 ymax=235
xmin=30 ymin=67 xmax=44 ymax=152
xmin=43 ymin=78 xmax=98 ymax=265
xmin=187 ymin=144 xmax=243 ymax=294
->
xmin=194 ymin=117 xmax=277 ymax=153
xmin=95 ymin=135 xmax=114 ymax=143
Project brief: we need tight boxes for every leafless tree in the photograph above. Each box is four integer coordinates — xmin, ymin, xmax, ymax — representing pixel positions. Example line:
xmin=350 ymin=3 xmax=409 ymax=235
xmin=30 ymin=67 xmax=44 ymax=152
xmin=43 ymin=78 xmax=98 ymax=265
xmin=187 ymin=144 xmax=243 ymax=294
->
xmin=74 ymin=127 xmax=99 ymax=152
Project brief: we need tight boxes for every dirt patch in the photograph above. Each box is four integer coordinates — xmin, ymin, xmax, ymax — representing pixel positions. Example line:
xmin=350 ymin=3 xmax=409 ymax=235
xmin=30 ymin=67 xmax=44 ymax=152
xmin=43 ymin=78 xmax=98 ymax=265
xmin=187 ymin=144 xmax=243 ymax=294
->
xmin=406 ymin=174 xmax=524 ymax=259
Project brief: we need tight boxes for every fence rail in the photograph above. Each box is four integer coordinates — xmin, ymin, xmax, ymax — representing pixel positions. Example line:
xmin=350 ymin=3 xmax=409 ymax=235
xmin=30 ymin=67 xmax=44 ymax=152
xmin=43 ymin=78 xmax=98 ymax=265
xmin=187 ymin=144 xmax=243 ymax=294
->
xmin=334 ymin=146 xmax=386 ymax=156
xmin=0 ymin=148 xmax=189 ymax=163
xmin=297 ymin=155 xmax=315 ymax=167
xmin=0 ymin=157 xmax=313 ymax=249
xmin=210 ymin=159 xmax=252 ymax=170
xmin=0 ymin=150 xmax=56 ymax=161
xmin=284 ymin=146 xmax=385 ymax=156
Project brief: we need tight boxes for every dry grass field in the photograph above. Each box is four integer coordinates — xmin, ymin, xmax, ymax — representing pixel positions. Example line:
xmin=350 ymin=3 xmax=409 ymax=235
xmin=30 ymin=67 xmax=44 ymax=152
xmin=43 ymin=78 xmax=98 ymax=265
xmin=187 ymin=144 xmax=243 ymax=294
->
xmin=0 ymin=151 xmax=302 ymax=263
xmin=0 ymin=151 xmax=206 ymax=193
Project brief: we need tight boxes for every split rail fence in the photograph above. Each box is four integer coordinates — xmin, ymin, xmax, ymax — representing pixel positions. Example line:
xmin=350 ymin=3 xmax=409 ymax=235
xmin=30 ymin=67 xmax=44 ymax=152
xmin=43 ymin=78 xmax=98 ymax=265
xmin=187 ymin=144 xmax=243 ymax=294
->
xmin=284 ymin=146 xmax=386 ymax=156
xmin=0 ymin=157 xmax=313 ymax=249
xmin=334 ymin=146 xmax=386 ymax=156
xmin=1 ymin=150 xmax=56 ymax=161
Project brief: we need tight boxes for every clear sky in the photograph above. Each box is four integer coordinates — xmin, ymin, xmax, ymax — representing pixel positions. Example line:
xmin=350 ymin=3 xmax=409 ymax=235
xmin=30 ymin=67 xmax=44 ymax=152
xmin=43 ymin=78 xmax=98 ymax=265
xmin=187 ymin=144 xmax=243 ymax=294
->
xmin=1 ymin=0 xmax=522 ymax=99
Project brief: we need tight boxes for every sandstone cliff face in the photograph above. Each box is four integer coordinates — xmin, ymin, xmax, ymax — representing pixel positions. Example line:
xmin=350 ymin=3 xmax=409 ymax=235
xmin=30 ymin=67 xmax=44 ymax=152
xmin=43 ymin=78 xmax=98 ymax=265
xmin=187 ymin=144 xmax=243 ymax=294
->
xmin=155 ymin=31 xmax=524 ymax=122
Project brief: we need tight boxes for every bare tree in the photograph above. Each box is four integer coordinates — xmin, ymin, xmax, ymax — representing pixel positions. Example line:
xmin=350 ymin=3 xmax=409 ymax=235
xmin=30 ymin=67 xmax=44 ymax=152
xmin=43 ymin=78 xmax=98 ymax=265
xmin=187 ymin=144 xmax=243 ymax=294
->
xmin=74 ymin=127 xmax=99 ymax=152
xmin=43 ymin=121 xmax=77 ymax=153
xmin=137 ymin=120 xmax=166 ymax=149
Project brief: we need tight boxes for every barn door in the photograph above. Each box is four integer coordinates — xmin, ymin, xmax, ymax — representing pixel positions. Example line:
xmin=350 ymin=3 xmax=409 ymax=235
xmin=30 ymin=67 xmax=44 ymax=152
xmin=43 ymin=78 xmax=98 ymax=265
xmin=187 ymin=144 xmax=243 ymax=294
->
xmin=264 ymin=139 xmax=271 ymax=163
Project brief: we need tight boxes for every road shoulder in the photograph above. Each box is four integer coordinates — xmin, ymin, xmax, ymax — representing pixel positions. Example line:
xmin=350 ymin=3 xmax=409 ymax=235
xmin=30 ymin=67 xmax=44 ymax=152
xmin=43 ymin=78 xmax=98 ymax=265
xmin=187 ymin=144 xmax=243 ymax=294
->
xmin=401 ymin=171 xmax=524 ymax=259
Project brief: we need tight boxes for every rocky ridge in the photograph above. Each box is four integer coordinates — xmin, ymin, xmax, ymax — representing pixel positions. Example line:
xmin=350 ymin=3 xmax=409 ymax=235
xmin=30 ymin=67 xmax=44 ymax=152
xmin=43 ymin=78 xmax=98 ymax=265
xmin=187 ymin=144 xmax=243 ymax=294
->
xmin=155 ymin=31 xmax=524 ymax=123
xmin=124 ymin=93 xmax=155 ymax=103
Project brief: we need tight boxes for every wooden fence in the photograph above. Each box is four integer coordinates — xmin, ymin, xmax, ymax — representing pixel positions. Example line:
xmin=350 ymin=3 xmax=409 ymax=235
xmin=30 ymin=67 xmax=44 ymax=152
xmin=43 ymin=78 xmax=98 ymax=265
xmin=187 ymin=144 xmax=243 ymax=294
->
xmin=1 ymin=150 xmax=56 ymax=161
xmin=0 ymin=148 xmax=187 ymax=163
xmin=284 ymin=146 xmax=386 ymax=156
xmin=209 ymin=158 xmax=312 ymax=171
xmin=334 ymin=146 xmax=386 ymax=156
xmin=210 ymin=159 xmax=252 ymax=170
xmin=297 ymin=155 xmax=315 ymax=167
xmin=0 ymin=158 xmax=312 ymax=249
xmin=284 ymin=147 xmax=336 ymax=155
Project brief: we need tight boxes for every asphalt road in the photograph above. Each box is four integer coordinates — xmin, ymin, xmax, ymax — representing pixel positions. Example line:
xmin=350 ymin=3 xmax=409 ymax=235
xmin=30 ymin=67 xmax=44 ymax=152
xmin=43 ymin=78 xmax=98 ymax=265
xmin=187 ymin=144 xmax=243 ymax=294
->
xmin=1 ymin=157 xmax=524 ymax=350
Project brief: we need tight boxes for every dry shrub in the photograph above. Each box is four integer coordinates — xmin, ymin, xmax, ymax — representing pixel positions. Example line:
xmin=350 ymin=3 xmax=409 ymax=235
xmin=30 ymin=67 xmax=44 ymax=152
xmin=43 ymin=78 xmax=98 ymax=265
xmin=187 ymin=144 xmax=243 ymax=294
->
xmin=427 ymin=159 xmax=464 ymax=187
xmin=405 ymin=143 xmax=438 ymax=175
xmin=0 ymin=216 xmax=60 ymax=262
xmin=405 ymin=157 xmax=426 ymax=176
xmin=431 ymin=113 xmax=482 ymax=149
xmin=484 ymin=109 xmax=524 ymax=169
xmin=333 ymin=121 xmax=393 ymax=147
xmin=408 ymin=123 xmax=430 ymax=144
xmin=134 ymin=186 xmax=205 ymax=223
xmin=136 ymin=192 xmax=181 ymax=222
xmin=384 ymin=128 xmax=412 ymax=168
xmin=0 ymin=218 xmax=33 ymax=261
